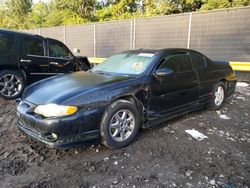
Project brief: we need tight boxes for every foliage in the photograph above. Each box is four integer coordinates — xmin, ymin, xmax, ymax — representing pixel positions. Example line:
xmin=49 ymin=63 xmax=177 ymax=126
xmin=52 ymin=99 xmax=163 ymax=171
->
xmin=95 ymin=0 xmax=140 ymax=21
xmin=0 ymin=0 xmax=249 ymax=29
xmin=28 ymin=2 xmax=49 ymax=28
xmin=3 ymin=0 xmax=32 ymax=29
xmin=200 ymin=0 xmax=250 ymax=10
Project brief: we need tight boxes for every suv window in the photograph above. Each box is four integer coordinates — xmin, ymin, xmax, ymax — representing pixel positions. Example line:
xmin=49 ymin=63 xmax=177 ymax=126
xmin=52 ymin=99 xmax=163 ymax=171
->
xmin=190 ymin=52 xmax=206 ymax=69
xmin=0 ymin=34 xmax=14 ymax=55
xmin=49 ymin=41 xmax=70 ymax=59
xmin=21 ymin=37 xmax=44 ymax=56
xmin=160 ymin=54 xmax=192 ymax=73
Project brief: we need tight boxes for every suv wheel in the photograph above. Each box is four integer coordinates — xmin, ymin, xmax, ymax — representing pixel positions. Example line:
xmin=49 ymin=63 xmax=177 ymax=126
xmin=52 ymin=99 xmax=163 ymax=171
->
xmin=100 ymin=99 xmax=141 ymax=149
xmin=0 ymin=70 xmax=25 ymax=100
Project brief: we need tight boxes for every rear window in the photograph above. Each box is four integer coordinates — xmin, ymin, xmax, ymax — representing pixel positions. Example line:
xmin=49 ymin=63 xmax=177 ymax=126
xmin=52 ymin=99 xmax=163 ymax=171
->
xmin=21 ymin=37 xmax=44 ymax=56
xmin=0 ymin=34 xmax=14 ymax=55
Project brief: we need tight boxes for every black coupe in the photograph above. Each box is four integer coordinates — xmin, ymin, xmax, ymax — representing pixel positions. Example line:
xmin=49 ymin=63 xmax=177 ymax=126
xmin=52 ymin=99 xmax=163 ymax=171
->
xmin=16 ymin=49 xmax=237 ymax=149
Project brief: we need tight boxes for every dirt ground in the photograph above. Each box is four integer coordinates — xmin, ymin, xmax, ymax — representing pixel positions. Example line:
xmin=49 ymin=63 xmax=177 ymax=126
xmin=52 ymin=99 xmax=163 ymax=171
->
xmin=0 ymin=83 xmax=249 ymax=188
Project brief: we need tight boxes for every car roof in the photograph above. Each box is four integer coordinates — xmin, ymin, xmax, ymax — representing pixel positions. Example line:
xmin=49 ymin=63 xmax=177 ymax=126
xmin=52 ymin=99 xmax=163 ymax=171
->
xmin=0 ymin=28 xmax=44 ymax=38
xmin=121 ymin=48 xmax=201 ymax=55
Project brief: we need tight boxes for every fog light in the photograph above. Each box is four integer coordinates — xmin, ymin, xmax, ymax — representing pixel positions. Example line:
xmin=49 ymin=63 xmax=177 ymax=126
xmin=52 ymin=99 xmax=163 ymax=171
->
xmin=51 ymin=133 xmax=57 ymax=139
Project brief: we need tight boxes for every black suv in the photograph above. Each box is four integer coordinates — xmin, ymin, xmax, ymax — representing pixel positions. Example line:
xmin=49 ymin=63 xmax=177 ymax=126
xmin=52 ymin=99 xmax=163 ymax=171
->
xmin=0 ymin=29 xmax=90 ymax=100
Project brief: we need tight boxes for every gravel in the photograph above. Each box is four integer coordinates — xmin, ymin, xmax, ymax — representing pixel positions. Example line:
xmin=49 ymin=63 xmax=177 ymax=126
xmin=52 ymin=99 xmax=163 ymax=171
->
xmin=0 ymin=83 xmax=249 ymax=187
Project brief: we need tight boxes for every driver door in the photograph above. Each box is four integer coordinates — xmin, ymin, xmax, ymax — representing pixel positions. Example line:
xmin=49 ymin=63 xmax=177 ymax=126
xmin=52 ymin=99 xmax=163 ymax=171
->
xmin=48 ymin=39 xmax=75 ymax=73
xmin=148 ymin=52 xmax=199 ymax=116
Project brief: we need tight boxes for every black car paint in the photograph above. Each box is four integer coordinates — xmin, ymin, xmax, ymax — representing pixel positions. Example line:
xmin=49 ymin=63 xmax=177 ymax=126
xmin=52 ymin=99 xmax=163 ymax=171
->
xmin=16 ymin=49 xmax=237 ymax=149
xmin=0 ymin=29 xmax=90 ymax=77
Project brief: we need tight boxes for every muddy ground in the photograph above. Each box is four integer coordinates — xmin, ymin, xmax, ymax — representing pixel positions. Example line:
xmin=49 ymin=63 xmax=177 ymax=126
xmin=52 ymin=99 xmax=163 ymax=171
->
xmin=0 ymin=83 xmax=249 ymax=188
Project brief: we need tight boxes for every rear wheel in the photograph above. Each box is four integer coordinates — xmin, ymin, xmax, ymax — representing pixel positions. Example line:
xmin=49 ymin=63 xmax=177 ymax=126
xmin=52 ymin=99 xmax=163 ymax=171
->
xmin=100 ymin=99 xmax=141 ymax=149
xmin=209 ymin=81 xmax=225 ymax=110
xmin=0 ymin=70 xmax=25 ymax=100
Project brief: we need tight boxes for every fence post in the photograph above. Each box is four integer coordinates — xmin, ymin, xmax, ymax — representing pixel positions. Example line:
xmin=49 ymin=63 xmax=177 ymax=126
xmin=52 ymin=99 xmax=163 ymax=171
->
xmin=63 ymin=26 xmax=66 ymax=44
xmin=187 ymin=12 xmax=192 ymax=49
xmin=94 ymin=23 xmax=96 ymax=57
xmin=133 ymin=19 xmax=136 ymax=50
xmin=130 ymin=20 xmax=133 ymax=50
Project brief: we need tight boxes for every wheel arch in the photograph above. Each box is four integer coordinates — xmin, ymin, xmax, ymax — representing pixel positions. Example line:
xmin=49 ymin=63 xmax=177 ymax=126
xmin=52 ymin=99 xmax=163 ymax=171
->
xmin=113 ymin=93 xmax=147 ymax=127
xmin=220 ymin=79 xmax=227 ymax=91
xmin=0 ymin=66 xmax=27 ymax=81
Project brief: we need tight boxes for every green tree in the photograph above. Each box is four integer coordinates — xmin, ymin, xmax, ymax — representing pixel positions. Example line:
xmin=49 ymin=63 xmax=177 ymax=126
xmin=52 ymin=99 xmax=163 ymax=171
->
xmin=50 ymin=0 xmax=97 ymax=20
xmin=232 ymin=0 xmax=250 ymax=6
xmin=201 ymin=0 xmax=231 ymax=10
xmin=185 ymin=0 xmax=204 ymax=11
xmin=95 ymin=0 xmax=140 ymax=21
xmin=5 ymin=0 xmax=32 ymax=29
xmin=45 ymin=9 xmax=86 ymax=27
xmin=28 ymin=2 xmax=49 ymax=28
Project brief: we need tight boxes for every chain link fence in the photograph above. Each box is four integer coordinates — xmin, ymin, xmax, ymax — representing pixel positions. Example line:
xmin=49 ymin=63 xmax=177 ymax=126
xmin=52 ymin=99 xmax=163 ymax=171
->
xmin=24 ymin=7 xmax=250 ymax=61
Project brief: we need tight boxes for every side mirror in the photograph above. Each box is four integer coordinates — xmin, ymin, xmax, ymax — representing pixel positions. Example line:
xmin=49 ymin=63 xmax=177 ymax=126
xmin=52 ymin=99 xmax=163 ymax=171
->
xmin=155 ymin=68 xmax=173 ymax=77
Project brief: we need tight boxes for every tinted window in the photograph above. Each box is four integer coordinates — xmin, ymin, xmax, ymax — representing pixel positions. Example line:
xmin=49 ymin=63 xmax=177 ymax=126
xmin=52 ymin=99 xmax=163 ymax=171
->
xmin=191 ymin=52 xmax=206 ymax=69
xmin=160 ymin=54 xmax=192 ymax=73
xmin=21 ymin=37 xmax=44 ymax=56
xmin=49 ymin=41 xmax=70 ymax=58
xmin=0 ymin=34 xmax=14 ymax=55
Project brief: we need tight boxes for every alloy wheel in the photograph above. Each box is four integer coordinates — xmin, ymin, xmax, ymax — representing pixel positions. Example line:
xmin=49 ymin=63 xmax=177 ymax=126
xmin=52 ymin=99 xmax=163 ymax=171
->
xmin=0 ymin=74 xmax=22 ymax=97
xmin=109 ymin=109 xmax=135 ymax=142
xmin=214 ymin=86 xmax=224 ymax=106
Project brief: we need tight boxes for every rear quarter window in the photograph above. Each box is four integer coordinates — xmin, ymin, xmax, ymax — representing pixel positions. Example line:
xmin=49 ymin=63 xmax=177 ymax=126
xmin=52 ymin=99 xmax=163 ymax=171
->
xmin=0 ymin=34 xmax=14 ymax=55
xmin=190 ymin=52 xmax=207 ymax=69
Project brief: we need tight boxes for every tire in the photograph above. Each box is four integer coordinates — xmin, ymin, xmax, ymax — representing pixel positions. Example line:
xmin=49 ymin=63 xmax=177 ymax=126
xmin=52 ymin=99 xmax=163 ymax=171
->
xmin=209 ymin=81 xmax=226 ymax=110
xmin=100 ymin=99 xmax=141 ymax=149
xmin=0 ymin=70 xmax=26 ymax=100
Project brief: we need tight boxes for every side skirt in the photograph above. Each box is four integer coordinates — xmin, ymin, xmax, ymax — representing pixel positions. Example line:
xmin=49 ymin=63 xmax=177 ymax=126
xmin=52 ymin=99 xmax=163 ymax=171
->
xmin=143 ymin=102 xmax=208 ymax=129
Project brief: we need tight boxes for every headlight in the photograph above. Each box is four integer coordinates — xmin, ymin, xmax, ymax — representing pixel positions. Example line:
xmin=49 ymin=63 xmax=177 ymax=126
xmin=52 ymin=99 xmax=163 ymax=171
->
xmin=34 ymin=104 xmax=78 ymax=118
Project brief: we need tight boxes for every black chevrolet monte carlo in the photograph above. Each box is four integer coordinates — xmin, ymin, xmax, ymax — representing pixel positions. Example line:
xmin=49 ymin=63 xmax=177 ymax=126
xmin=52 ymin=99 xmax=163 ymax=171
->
xmin=16 ymin=49 xmax=237 ymax=149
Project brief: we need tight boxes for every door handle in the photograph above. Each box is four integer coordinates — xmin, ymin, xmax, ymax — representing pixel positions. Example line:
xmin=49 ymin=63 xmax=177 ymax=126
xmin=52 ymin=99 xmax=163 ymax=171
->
xmin=20 ymin=59 xmax=32 ymax=63
xmin=50 ymin=62 xmax=59 ymax=65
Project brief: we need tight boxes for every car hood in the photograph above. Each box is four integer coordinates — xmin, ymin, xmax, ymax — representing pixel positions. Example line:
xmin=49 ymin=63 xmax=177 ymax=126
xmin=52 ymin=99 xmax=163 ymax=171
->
xmin=23 ymin=71 xmax=134 ymax=104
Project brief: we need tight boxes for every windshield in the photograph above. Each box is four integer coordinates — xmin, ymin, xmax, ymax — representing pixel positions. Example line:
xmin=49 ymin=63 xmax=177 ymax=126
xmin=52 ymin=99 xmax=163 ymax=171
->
xmin=91 ymin=53 xmax=155 ymax=75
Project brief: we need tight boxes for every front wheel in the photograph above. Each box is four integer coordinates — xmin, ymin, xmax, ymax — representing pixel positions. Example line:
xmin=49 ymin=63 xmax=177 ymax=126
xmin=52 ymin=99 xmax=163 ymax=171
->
xmin=100 ymin=99 xmax=141 ymax=149
xmin=209 ymin=81 xmax=225 ymax=110
xmin=0 ymin=70 xmax=25 ymax=100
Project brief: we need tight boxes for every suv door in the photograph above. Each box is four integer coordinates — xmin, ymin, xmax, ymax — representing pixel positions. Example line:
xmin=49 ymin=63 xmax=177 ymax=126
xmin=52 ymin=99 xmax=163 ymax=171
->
xmin=0 ymin=33 xmax=15 ymax=67
xmin=149 ymin=52 xmax=199 ymax=115
xmin=19 ymin=36 xmax=48 ymax=74
xmin=48 ymin=39 xmax=75 ymax=73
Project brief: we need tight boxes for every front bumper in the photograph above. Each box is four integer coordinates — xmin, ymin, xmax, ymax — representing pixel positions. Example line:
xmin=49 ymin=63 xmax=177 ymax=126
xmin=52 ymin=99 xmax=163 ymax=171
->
xmin=18 ymin=123 xmax=99 ymax=149
xmin=16 ymin=100 xmax=101 ymax=149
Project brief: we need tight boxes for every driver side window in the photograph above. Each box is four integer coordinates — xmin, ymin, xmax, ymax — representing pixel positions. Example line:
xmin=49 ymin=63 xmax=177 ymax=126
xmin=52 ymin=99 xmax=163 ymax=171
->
xmin=159 ymin=53 xmax=192 ymax=73
xmin=49 ymin=41 xmax=70 ymax=59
